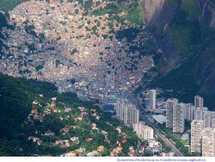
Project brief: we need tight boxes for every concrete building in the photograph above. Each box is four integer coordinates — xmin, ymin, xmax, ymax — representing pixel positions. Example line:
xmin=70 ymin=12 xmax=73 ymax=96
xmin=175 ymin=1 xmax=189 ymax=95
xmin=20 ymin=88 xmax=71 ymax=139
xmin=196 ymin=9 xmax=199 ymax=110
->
xmin=194 ymin=95 xmax=204 ymax=109
xmin=173 ymin=103 xmax=184 ymax=133
xmin=148 ymin=89 xmax=156 ymax=110
xmin=152 ymin=115 xmax=166 ymax=124
xmin=128 ymin=106 xmax=140 ymax=126
xmin=145 ymin=89 xmax=156 ymax=110
xmin=202 ymin=128 xmax=215 ymax=156
xmin=133 ymin=122 xmax=154 ymax=141
xmin=115 ymin=98 xmax=139 ymax=127
xmin=194 ymin=108 xmax=203 ymax=120
xmin=210 ymin=112 xmax=215 ymax=128
xmin=212 ymin=118 xmax=215 ymax=129
xmin=166 ymin=98 xmax=178 ymax=129
xmin=183 ymin=103 xmax=195 ymax=121
xmin=203 ymin=111 xmax=211 ymax=128
xmin=191 ymin=120 xmax=204 ymax=154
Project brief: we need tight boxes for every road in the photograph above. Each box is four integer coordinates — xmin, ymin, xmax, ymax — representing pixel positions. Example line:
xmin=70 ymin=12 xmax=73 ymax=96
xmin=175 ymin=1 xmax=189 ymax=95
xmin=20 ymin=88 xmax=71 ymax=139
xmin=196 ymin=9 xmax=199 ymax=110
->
xmin=155 ymin=129 xmax=183 ymax=156
xmin=132 ymin=95 xmax=184 ymax=156
xmin=143 ymin=115 xmax=184 ymax=156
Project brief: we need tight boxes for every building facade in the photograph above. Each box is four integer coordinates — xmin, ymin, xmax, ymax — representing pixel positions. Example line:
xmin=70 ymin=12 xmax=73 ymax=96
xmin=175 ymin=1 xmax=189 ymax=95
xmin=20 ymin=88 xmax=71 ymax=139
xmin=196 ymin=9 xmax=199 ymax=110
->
xmin=183 ymin=103 xmax=195 ymax=121
xmin=202 ymin=128 xmax=215 ymax=156
xmin=191 ymin=120 xmax=204 ymax=154
xmin=133 ymin=122 xmax=154 ymax=141
xmin=166 ymin=98 xmax=178 ymax=129
xmin=115 ymin=98 xmax=139 ymax=127
xmin=173 ymin=103 xmax=184 ymax=133
xmin=145 ymin=89 xmax=156 ymax=111
xmin=194 ymin=95 xmax=204 ymax=109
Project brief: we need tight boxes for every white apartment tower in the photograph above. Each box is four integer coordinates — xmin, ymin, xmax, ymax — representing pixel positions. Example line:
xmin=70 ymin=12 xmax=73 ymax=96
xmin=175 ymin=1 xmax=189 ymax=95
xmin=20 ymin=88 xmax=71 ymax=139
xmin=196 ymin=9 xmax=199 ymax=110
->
xmin=166 ymin=98 xmax=178 ymax=129
xmin=194 ymin=96 xmax=204 ymax=120
xmin=173 ymin=103 xmax=185 ymax=133
xmin=128 ymin=107 xmax=140 ymax=126
xmin=191 ymin=120 xmax=204 ymax=154
xmin=210 ymin=112 xmax=215 ymax=128
xmin=148 ymin=89 xmax=156 ymax=110
xmin=194 ymin=108 xmax=203 ymax=120
xmin=133 ymin=122 xmax=154 ymax=141
xmin=194 ymin=95 xmax=204 ymax=108
xmin=203 ymin=111 xmax=211 ymax=128
xmin=202 ymin=128 xmax=215 ymax=156
xmin=183 ymin=103 xmax=195 ymax=121
xmin=115 ymin=98 xmax=139 ymax=127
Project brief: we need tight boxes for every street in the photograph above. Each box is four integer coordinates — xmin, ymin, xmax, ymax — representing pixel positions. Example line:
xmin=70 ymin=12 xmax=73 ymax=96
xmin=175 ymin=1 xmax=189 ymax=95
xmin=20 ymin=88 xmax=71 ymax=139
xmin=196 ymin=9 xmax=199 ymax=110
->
xmin=142 ymin=115 xmax=184 ymax=156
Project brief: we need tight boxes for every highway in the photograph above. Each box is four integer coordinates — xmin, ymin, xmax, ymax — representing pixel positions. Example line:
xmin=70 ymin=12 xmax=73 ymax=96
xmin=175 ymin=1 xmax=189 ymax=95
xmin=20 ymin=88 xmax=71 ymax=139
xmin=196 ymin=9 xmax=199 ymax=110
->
xmin=132 ymin=95 xmax=184 ymax=156
xmin=142 ymin=115 xmax=184 ymax=156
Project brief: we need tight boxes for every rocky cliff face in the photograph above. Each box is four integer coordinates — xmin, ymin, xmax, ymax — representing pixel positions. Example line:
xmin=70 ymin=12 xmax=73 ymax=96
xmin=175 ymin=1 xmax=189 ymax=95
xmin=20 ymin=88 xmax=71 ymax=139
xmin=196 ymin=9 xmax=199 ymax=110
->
xmin=142 ymin=0 xmax=180 ymax=32
xmin=141 ymin=0 xmax=215 ymax=108
xmin=199 ymin=0 xmax=215 ymax=28
xmin=142 ymin=0 xmax=215 ymax=31
xmin=141 ymin=0 xmax=182 ymax=74
xmin=142 ymin=0 xmax=166 ymax=24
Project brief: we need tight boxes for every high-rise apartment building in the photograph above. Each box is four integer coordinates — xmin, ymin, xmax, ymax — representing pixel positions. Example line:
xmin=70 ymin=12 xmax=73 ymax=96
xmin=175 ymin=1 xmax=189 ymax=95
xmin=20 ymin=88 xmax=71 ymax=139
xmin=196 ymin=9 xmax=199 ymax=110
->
xmin=194 ymin=95 xmax=204 ymax=109
xmin=210 ymin=112 xmax=215 ymax=128
xmin=145 ymin=89 xmax=156 ymax=111
xmin=191 ymin=120 xmax=204 ymax=154
xmin=193 ymin=96 xmax=204 ymax=121
xmin=133 ymin=122 xmax=154 ymax=141
xmin=115 ymin=98 xmax=139 ymax=127
xmin=183 ymin=103 xmax=195 ymax=121
xmin=194 ymin=108 xmax=203 ymax=120
xmin=173 ymin=103 xmax=184 ymax=133
xmin=203 ymin=111 xmax=211 ymax=128
xmin=128 ymin=107 xmax=139 ymax=126
xmin=166 ymin=98 xmax=178 ymax=129
xmin=149 ymin=89 xmax=156 ymax=110
xmin=202 ymin=128 xmax=215 ymax=156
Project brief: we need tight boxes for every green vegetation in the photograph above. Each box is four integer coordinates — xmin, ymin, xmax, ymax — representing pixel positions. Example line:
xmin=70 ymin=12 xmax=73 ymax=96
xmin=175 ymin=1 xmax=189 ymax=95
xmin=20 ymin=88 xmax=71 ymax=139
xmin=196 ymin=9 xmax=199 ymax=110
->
xmin=157 ymin=138 xmax=172 ymax=153
xmin=153 ymin=54 xmax=200 ymax=103
xmin=152 ymin=12 xmax=215 ymax=107
xmin=181 ymin=0 xmax=201 ymax=18
xmin=159 ymin=125 xmax=191 ymax=156
xmin=0 ymin=74 xmax=139 ymax=156
xmin=169 ymin=6 xmax=202 ymax=56
xmin=0 ymin=0 xmax=22 ymax=12
xmin=126 ymin=2 xmax=144 ymax=26
xmin=92 ymin=0 xmax=144 ymax=26
xmin=148 ymin=0 xmax=215 ymax=108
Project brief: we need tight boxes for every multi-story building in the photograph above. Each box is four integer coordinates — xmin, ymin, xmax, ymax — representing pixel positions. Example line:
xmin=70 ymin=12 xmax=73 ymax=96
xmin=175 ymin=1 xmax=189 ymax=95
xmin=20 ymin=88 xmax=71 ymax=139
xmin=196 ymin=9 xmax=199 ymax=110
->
xmin=149 ymin=89 xmax=156 ymax=110
xmin=166 ymin=98 xmax=178 ymax=129
xmin=203 ymin=111 xmax=211 ymax=128
xmin=133 ymin=122 xmax=154 ymax=141
xmin=191 ymin=120 xmax=204 ymax=154
xmin=194 ymin=95 xmax=204 ymax=109
xmin=202 ymin=128 xmax=215 ymax=156
xmin=210 ymin=112 xmax=215 ymax=128
xmin=115 ymin=98 xmax=126 ymax=122
xmin=128 ymin=106 xmax=139 ymax=126
xmin=173 ymin=103 xmax=184 ymax=133
xmin=194 ymin=108 xmax=203 ymax=120
xmin=183 ymin=103 xmax=195 ymax=121
xmin=115 ymin=98 xmax=139 ymax=127
xmin=145 ymin=89 xmax=156 ymax=110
